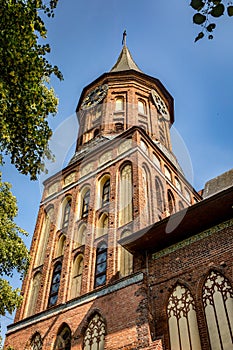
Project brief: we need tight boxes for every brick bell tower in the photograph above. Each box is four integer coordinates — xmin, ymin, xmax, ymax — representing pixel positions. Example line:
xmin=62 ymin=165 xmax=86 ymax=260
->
xmin=5 ymin=34 xmax=201 ymax=349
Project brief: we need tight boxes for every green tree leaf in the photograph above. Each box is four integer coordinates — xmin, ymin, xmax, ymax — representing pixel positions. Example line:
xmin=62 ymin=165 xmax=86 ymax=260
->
xmin=190 ymin=0 xmax=205 ymax=11
xmin=206 ymin=23 xmax=216 ymax=32
xmin=193 ymin=13 xmax=206 ymax=24
xmin=210 ymin=3 xmax=225 ymax=17
xmin=190 ymin=0 xmax=205 ymax=10
xmin=227 ymin=5 xmax=233 ymax=16
xmin=195 ymin=31 xmax=205 ymax=41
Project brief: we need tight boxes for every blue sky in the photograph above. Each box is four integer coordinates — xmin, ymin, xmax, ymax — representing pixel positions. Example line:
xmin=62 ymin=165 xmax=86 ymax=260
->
xmin=1 ymin=0 xmax=233 ymax=338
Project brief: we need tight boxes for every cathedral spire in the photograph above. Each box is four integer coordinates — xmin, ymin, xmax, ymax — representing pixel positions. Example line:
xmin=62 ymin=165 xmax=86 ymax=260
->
xmin=110 ymin=31 xmax=142 ymax=73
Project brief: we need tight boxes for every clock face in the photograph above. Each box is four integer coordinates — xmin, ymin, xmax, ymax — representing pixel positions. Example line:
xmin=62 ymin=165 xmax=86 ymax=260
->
xmin=151 ymin=89 xmax=169 ymax=120
xmin=81 ymin=84 xmax=108 ymax=110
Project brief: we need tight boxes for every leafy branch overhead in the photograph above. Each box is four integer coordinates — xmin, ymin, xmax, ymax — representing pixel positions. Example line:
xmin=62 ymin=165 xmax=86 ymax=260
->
xmin=0 ymin=0 xmax=63 ymax=180
xmin=190 ymin=0 xmax=233 ymax=41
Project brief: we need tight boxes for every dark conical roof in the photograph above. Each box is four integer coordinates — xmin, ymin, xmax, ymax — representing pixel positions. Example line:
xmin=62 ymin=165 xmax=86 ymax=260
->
xmin=110 ymin=44 xmax=142 ymax=73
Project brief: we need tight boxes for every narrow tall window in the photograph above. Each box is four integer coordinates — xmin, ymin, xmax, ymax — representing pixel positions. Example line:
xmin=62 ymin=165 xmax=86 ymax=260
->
xmin=155 ymin=177 xmax=165 ymax=215
xmin=56 ymin=234 xmax=66 ymax=257
xmin=95 ymin=242 xmax=107 ymax=288
xmin=29 ymin=332 xmax=43 ymax=350
xmin=138 ymin=99 xmax=146 ymax=114
xmin=167 ymin=284 xmax=201 ymax=350
xmin=168 ymin=190 xmax=175 ymax=214
xmin=62 ymin=199 xmax=71 ymax=229
xmin=83 ymin=314 xmax=105 ymax=350
xmin=115 ymin=97 xmax=124 ymax=111
xmin=82 ymin=189 xmax=90 ymax=218
xmin=74 ymin=224 xmax=86 ymax=248
xmin=142 ymin=167 xmax=151 ymax=225
xmin=97 ymin=213 xmax=109 ymax=238
xmin=119 ymin=164 xmax=133 ymax=226
xmin=102 ymin=179 xmax=110 ymax=206
xmin=48 ymin=263 xmax=62 ymax=307
xmin=119 ymin=231 xmax=133 ymax=277
xmin=26 ymin=272 xmax=41 ymax=317
xmin=70 ymin=254 xmax=83 ymax=299
xmin=203 ymin=271 xmax=233 ymax=350
xmin=54 ymin=325 xmax=71 ymax=350
xmin=35 ymin=207 xmax=53 ymax=267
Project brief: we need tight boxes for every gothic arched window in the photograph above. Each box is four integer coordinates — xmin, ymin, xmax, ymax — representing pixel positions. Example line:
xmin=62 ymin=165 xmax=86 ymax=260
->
xmin=97 ymin=213 xmax=109 ymax=238
xmin=203 ymin=270 xmax=233 ymax=349
xmin=83 ymin=314 xmax=105 ymax=350
xmin=70 ymin=254 xmax=83 ymax=299
xmin=119 ymin=231 xmax=133 ymax=277
xmin=56 ymin=234 xmax=66 ymax=257
xmin=29 ymin=332 xmax=43 ymax=350
xmin=62 ymin=198 xmax=72 ymax=230
xmin=95 ymin=242 xmax=107 ymax=288
xmin=167 ymin=189 xmax=175 ymax=215
xmin=26 ymin=272 xmax=41 ymax=317
xmin=102 ymin=178 xmax=110 ymax=206
xmin=167 ymin=284 xmax=201 ymax=350
xmin=74 ymin=224 xmax=86 ymax=248
xmin=81 ymin=189 xmax=90 ymax=218
xmin=35 ymin=207 xmax=53 ymax=267
xmin=155 ymin=177 xmax=165 ymax=215
xmin=54 ymin=325 xmax=71 ymax=350
xmin=48 ymin=262 xmax=62 ymax=307
xmin=142 ymin=166 xmax=151 ymax=224
xmin=119 ymin=163 xmax=133 ymax=226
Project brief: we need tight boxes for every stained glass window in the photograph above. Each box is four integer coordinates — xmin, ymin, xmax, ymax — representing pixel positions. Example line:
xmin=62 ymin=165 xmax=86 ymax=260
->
xmin=48 ymin=263 xmax=62 ymax=307
xmin=83 ymin=314 xmax=105 ymax=350
xmin=95 ymin=242 xmax=107 ymax=288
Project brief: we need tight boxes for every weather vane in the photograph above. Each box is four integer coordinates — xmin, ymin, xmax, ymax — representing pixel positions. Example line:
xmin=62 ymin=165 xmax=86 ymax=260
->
xmin=122 ymin=30 xmax=127 ymax=46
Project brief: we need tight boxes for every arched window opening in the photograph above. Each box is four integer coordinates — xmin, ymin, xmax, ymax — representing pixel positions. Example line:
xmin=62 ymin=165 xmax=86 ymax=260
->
xmin=81 ymin=189 xmax=90 ymax=218
xmin=102 ymin=179 xmax=110 ymax=206
xmin=26 ymin=272 xmax=41 ymax=317
xmin=48 ymin=262 xmax=62 ymax=308
xmin=175 ymin=177 xmax=182 ymax=192
xmin=35 ymin=207 xmax=53 ymax=267
xmin=119 ymin=164 xmax=133 ymax=226
xmin=203 ymin=271 xmax=233 ymax=349
xmin=178 ymin=201 xmax=184 ymax=211
xmin=70 ymin=254 xmax=83 ymax=299
xmin=94 ymin=242 xmax=107 ymax=288
xmin=74 ymin=224 xmax=86 ymax=248
xmin=138 ymin=99 xmax=146 ymax=115
xmin=164 ymin=165 xmax=172 ymax=181
xmin=152 ymin=153 xmax=160 ymax=169
xmin=115 ymin=97 xmax=124 ymax=111
xmin=29 ymin=332 xmax=43 ymax=350
xmin=54 ymin=325 xmax=71 ymax=350
xmin=62 ymin=199 xmax=71 ymax=230
xmin=142 ymin=166 xmax=151 ymax=225
xmin=56 ymin=234 xmax=66 ymax=257
xmin=168 ymin=190 xmax=175 ymax=215
xmin=185 ymin=188 xmax=191 ymax=203
xmin=167 ymin=284 xmax=201 ymax=350
xmin=155 ymin=177 xmax=165 ymax=215
xmin=97 ymin=213 xmax=109 ymax=238
xmin=119 ymin=231 xmax=133 ymax=277
xmin=83 ymin=313 xmax=105 ymax=350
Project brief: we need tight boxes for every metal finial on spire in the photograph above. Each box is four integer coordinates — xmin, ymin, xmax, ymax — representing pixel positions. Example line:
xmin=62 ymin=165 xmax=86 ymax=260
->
xmin=122 ymin=30 xmax=127 ymax=46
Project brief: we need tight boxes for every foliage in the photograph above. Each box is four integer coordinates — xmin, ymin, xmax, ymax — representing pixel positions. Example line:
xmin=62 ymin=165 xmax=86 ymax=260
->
xmin=190 ymin=0 xmax=233 ymax=41
xmin=0 ymin=175 xmax=30 ymax=316
xmin=0 ymin=0 xmax=63 ymax=180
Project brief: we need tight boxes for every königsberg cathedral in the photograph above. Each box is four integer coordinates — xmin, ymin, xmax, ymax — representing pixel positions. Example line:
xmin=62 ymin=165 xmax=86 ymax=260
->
xmin=5 ymin=36 xmax=233 ymax=350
